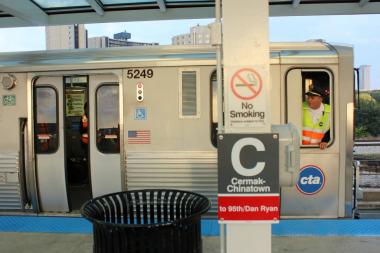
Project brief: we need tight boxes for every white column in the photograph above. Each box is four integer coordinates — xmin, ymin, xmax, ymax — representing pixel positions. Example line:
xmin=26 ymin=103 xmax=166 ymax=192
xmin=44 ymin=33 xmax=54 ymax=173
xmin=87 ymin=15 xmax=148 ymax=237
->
xmin=222 ymin=1 xmax=272 ymax=252
xmin=223 ymin=0 xmax=270 ymax=134
xmin=227 ymin=224 xmax=271 ymax=253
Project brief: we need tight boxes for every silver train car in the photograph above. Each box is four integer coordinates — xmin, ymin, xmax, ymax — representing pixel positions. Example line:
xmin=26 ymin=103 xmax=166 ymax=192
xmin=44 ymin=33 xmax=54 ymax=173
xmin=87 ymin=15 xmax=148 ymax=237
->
xmin=0 ymin=42 xmax=353 ymax=218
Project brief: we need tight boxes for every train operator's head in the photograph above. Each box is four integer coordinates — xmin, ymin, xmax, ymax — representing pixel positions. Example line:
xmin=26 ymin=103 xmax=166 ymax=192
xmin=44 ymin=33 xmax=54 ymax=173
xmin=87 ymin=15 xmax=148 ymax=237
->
xmin=306 ymin=87 xmax=323 ymax=110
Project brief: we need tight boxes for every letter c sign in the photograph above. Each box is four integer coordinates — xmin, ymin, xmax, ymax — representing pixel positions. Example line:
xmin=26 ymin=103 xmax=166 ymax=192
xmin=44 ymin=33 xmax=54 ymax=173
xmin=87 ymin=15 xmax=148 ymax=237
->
xmin=231 ymin=137 xmax=266 ymax=176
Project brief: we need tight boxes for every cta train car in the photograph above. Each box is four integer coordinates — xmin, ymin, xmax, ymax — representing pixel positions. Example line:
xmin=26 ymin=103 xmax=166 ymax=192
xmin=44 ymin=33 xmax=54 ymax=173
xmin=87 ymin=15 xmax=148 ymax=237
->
xmin=0 ymin=42 xmax=353 ymax=218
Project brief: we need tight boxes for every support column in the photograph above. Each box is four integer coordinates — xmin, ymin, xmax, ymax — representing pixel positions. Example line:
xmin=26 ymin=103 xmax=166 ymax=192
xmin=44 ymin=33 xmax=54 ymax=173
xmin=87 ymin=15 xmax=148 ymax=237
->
xmin=222 ymin=1 xmax=271 ymax=252
xmin=223 ymin=0 xmax=270 ymax=134
xmin=227 ymin=224 xmax=271 ymax=253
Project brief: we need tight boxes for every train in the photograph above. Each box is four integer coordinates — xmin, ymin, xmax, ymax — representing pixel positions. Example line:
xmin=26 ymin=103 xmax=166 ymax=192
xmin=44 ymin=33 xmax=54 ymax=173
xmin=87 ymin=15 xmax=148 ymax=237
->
xmin=0 ymin=41 xmax=353 ymax=218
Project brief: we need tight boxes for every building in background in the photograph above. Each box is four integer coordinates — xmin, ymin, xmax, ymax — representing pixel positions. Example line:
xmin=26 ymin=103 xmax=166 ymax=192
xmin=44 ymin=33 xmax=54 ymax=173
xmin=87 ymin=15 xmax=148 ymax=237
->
xmin=359 ymin=65 xmax=371 ymax=91
xmin=172 ymin=24 xmax=211 ymax=45
xmin=47 ymin=27 xmax=157 ymax=50
xmin=46 ymin=24 xmax=87 ymax=50
xmin=172 ymin=33 xmax=192 ymax=45
xmin=88 ymin=31 xmax=158 ymax=48
xmin=113 ymin=31 xmax=131 ymax=40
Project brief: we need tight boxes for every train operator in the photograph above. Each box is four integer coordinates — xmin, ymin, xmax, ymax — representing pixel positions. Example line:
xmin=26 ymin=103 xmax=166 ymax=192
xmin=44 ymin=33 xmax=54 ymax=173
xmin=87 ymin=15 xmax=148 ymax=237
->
xmin=302 ymin=86 xmax=330 ymax=149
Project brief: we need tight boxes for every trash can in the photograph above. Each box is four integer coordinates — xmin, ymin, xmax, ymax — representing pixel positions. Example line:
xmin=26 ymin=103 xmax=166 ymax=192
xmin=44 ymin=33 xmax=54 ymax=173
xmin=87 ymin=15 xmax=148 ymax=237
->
xmin=81 ymin=189 xmax=211 ymax=253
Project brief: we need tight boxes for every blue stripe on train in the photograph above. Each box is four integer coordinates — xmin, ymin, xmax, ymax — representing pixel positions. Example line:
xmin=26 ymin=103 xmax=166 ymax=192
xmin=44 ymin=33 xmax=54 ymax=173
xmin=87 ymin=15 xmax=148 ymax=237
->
xmin=1 ymin=216 xmax=380 ymax=236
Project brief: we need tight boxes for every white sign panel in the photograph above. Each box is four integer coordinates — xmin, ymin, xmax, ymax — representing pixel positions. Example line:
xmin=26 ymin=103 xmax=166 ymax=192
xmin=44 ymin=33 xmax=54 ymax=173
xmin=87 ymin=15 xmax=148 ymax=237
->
xmin=226 ymin=67 xmax=268 ymax=129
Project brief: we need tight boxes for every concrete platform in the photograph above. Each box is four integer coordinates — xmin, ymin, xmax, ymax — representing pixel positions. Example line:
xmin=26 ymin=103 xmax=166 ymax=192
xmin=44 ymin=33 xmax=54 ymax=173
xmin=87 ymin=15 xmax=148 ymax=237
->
xmin=1 ymin=216 xmax=380 ymax=252
xmin=0 ymin=233 xmax=379 ymax=253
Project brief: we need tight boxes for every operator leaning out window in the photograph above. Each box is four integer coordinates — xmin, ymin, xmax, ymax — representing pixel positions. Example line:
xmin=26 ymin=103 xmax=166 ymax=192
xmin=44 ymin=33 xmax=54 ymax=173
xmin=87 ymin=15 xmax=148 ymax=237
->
xmin=286 ymin=70 xmax=333 ymax=149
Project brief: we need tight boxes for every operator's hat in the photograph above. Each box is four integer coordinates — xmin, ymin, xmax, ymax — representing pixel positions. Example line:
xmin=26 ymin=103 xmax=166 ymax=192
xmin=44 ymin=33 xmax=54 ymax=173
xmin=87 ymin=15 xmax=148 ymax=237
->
xmin=306 ymin=86 xmax=325 ymax=97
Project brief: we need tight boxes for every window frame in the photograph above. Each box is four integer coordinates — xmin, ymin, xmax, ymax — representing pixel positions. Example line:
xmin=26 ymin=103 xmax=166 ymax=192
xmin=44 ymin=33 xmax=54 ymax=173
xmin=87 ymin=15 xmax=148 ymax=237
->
xmin=285 ymin=67 xmax=335 ymax=149
xmin=95 ymin=82 xmax=120 ymax=154
xmin=34 ymin=85 xmax=60 ymax=154
xmin=179 ymin=68 xmax=201 ymax=119
xmin=210 ymin=70 xmax=218 ymax=148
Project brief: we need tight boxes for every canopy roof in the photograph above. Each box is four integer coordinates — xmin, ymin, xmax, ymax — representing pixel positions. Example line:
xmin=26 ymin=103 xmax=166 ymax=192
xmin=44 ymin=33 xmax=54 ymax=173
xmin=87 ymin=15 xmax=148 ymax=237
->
xmin=0 ymin=0 xmax=380 ymax=28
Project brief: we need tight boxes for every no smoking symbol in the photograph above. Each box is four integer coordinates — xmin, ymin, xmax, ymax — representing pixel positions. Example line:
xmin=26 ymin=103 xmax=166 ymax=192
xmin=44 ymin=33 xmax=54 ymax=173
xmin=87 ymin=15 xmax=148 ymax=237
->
xmin=230 ymin=68 xmax=263 ymax=100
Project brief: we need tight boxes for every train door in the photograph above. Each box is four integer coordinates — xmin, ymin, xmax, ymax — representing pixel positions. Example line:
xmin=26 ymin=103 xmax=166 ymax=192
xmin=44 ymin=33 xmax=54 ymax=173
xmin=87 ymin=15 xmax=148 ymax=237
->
xmin=88 ymin=75 xmax=121 ymax=198
xmin=33 ymin=73 xmax=121 ymax=212
xmin=281 ymin=68 xmax=340 ymax=217
xmin=34 ymin=76 xmax=68 ymax=211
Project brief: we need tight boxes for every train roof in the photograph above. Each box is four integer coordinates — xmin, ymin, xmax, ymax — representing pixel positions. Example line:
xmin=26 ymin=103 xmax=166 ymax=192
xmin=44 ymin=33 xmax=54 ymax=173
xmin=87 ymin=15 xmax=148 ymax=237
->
xmin=0 ymin=42 xmax=345 ymax=72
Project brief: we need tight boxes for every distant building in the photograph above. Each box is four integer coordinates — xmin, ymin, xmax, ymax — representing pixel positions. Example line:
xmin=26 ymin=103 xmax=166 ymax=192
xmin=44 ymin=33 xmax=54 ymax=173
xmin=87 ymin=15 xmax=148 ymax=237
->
xmin=88 ymin=31 xmax=158 ymax=48
xmin=172 ymin=24 xmax=211 ymax=45
xmin=113 ymin=31 xmax=131 ymax=40
xmin=172 ymin=33 xmax=192 ymax=45
xmin=359 ymin=65 xmax=371 ymax=91
xmin=46 ymin=24 xmax=87 ymax=50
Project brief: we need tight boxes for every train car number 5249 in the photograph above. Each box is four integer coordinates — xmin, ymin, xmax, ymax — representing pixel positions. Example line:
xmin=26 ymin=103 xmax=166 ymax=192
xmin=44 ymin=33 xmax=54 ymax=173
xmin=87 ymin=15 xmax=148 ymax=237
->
xmin=126 ymin=69 xmax=154 ymax=79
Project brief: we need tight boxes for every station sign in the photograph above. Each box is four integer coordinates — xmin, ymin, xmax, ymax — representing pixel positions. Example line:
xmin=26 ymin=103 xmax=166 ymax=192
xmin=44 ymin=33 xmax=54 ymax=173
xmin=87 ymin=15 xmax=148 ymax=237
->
xmin=226 ymin=67 xmax=268 ymax=129
xmin=218 ymin=134 xmax=280 ymax=223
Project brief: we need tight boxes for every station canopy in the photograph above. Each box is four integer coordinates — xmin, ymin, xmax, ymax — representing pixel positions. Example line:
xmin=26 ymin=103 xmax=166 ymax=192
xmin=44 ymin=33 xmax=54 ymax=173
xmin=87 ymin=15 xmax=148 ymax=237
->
xmin=1 ymin=0 xmax=380 ymax=28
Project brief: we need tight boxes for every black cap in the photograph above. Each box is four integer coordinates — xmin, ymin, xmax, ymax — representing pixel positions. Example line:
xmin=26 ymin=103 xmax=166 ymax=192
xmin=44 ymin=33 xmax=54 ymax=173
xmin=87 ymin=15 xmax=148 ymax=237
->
xmin=306 ymin=86 xmax=325 ymax=97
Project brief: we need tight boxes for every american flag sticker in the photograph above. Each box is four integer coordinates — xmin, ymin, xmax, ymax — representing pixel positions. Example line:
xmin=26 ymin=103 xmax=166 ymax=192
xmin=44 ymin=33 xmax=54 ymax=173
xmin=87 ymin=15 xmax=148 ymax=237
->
xmin=128 ymin=130 xmax=151 ymax=144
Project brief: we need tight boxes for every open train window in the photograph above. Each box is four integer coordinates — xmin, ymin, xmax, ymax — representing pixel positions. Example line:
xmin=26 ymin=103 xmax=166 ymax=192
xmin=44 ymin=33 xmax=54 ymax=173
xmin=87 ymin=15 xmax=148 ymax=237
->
xmin=96 ymin=84 xmax=120 ymax=154
xmin=34 ymin=86 xmax=59 ymax=154
xmin=179 ymin=68 xmax=200 ymax=118
xmin=286 ymin=69 xmax=333 ymax=148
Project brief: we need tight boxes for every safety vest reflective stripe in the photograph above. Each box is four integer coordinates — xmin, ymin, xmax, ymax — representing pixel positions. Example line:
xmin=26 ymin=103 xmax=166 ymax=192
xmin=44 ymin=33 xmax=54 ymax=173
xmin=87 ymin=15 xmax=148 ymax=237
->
xmin=303 ymin=127 xmax=324 ymax=133
xmin=302 ymin=130 xmax=325 ymax=139
xmin=302 ymin=128 xmax=325 ymax=143
xmin=302 ymin=138 xmax=321 ymax=145
xmin=302 ymin=135 xmax=320 ymax=142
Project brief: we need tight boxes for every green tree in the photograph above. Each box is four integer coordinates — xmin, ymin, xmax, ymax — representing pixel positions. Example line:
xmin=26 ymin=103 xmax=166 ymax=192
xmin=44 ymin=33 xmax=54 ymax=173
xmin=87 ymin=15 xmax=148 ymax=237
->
xmin=370 ymin=90 xmax=380 ymax=103
xmin=355 ymin=93 xmax=380 ymax=139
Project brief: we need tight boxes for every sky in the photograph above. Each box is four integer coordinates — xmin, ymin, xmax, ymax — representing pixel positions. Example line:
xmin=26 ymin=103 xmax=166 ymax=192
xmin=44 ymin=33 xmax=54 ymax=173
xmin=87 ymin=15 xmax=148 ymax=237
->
xmin=0 ymin=14 xmax=379 ymax=88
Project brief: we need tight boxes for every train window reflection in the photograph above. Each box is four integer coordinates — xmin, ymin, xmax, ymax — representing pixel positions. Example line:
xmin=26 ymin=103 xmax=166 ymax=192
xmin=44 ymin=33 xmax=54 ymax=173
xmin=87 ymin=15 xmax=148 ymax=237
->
xmin=96 ymin=84 xmax=119 ymax=154
xmin=286 ymin=69 xmax=333 ymax=148
xmin=34 ymin=87 xmax=58 ymax=154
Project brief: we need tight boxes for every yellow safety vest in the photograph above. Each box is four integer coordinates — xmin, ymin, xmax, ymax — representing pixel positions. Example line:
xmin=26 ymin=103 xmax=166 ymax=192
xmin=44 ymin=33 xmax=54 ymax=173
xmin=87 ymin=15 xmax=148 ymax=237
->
xmin=302 ymin=102 xmax=330 ymax=145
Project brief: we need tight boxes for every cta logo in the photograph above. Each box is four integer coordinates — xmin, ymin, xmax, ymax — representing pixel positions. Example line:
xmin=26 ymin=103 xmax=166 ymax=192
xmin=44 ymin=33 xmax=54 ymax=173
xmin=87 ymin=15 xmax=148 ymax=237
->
xmin=296 ymin=165 xmax=325 ymax=195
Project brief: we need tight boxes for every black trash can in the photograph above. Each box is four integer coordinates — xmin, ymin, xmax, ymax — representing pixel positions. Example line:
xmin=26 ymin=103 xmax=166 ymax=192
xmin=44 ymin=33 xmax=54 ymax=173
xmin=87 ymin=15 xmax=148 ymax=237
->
xmin=81 ymin=189 xmax=211 ymax=253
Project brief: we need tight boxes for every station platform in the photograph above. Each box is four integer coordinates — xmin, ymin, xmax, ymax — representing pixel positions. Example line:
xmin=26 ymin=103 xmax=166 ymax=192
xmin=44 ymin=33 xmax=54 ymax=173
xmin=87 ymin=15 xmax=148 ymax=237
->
xmin=0 ymin=216 xmax=380 ymax=253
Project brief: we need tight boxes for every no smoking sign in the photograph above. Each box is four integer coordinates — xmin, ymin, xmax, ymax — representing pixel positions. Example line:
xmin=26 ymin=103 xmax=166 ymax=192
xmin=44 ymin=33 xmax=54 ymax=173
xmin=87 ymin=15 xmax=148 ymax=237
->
xmin=230 ymin=68 xmax=263 ymax=100
xmin=227 ymin=67 xmax=267 ymax=128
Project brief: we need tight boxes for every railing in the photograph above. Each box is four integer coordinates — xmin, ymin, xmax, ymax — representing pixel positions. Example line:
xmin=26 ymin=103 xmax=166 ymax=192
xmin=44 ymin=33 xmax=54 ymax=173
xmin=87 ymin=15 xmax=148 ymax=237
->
xmin=354 ymin=141 xmax=380 ymax=147
xmin=352 ymin=159 xmax=380 ymax=218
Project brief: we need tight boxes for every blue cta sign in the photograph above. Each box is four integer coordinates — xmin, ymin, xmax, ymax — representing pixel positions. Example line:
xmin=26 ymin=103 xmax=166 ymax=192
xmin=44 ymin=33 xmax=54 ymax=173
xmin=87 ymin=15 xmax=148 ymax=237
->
xmin=296 ymin=165 xmax=325 ymax=195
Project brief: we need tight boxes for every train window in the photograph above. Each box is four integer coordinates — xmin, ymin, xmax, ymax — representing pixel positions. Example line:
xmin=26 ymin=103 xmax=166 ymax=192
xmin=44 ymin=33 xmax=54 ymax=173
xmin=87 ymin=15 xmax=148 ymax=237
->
xmin=286 ymin=69 xmax=333 ymax=148
xmin=210 ymin=70 xmax=224 ymax=148
xmin=34 ymin=87 xmax=59 ymax=154
xmin=96 ymin=84 xmax=120 ymax=154
xmin=179 ymin=69 xmax=200 ymax=118
xmin=210 ymin=71 xmax=218 ymax=147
